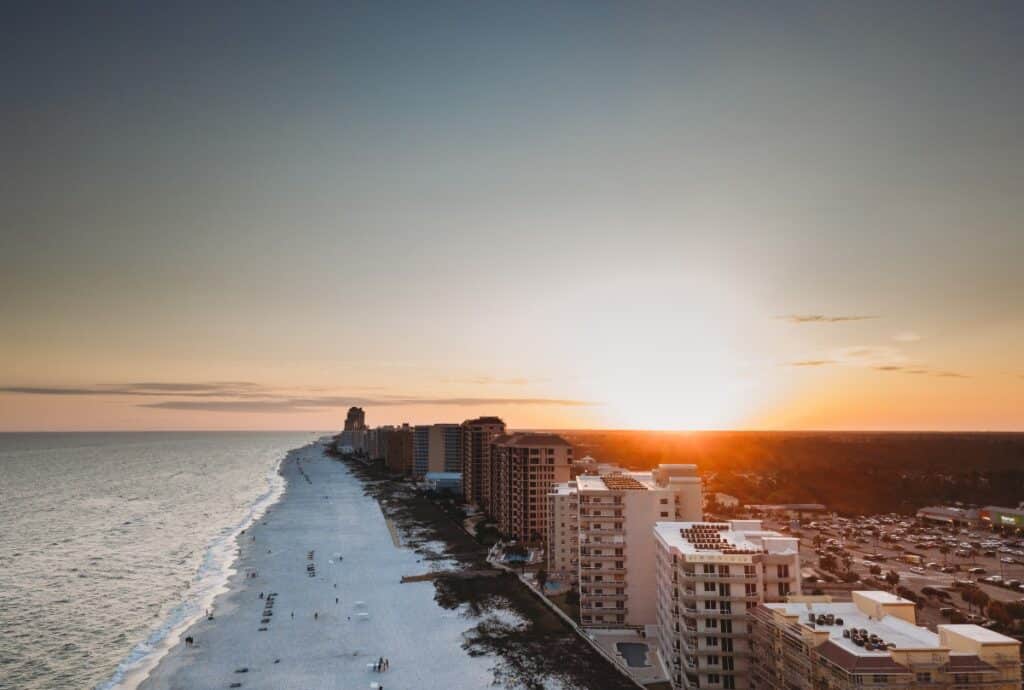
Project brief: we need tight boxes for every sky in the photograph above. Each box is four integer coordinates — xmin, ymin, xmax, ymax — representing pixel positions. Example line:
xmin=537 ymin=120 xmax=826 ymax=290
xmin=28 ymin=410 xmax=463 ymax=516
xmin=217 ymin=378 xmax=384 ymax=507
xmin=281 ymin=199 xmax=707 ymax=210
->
xmin=2 ymin=1 xmax=1022 ymax=432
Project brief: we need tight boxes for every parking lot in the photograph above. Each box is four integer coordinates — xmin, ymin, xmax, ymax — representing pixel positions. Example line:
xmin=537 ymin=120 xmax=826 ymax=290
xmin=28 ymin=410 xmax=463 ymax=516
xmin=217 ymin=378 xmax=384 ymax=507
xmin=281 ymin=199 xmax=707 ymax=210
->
xmin=757 ymin=513 xmax=1024 ymax=631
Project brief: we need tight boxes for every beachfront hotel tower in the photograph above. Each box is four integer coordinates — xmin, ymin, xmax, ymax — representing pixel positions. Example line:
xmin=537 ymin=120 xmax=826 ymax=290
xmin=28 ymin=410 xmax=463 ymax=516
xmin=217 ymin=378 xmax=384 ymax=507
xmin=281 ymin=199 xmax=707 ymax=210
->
xmin=460 ymin=416 xmax=506 ymax=508
xmin=488 ymin=433 xmax=572 ymax=543
xmin=749 ymin=592 xmax=1022 ymax=690
xmin=412 ymin=423 xmax=464 ymax=479
xmin=575 ymin=465 xmax=703 ymax=628
xmin=547 ymin=480 xmax=580 ymax=581
xmin=654 ymin=520 xmax=801 ymax=690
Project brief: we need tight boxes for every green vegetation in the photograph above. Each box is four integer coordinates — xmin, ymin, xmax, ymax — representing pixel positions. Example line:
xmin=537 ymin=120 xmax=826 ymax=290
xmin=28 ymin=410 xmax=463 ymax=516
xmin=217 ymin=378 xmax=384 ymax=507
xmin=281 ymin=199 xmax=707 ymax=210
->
xmin=562 ymin=431 xmax=1024 ymax=514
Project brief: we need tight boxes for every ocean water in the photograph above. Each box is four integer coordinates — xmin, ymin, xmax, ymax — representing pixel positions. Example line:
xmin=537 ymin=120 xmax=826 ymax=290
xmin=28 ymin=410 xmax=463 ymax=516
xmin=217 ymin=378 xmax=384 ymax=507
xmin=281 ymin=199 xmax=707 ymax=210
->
xmin=0 ymin=431 xmax=319 ymax=690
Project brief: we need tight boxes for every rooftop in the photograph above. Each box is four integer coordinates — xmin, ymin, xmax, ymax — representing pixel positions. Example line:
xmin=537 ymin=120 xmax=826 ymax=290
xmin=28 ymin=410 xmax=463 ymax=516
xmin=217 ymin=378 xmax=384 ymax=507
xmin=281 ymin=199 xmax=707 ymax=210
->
xmin=550 ymin=481 xmax=578 ymax=496
xmin=765 ymin=599 xmax=938 ymax=657
xmin=494 ymin=432 xmax=571 ymax=448
xmin=576 ymin=471 xmax=658 ymax=492
xmin=654 ymin=520 xmax=798 ymax=557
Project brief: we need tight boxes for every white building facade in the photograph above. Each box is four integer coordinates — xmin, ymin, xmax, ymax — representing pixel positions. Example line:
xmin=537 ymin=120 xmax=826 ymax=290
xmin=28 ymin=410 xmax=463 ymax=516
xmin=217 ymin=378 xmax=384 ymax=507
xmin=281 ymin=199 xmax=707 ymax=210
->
xmin=654 ymin=520 xmax=802 ymax=690
xmin=576 ymin=464 xmax=703 ymax=628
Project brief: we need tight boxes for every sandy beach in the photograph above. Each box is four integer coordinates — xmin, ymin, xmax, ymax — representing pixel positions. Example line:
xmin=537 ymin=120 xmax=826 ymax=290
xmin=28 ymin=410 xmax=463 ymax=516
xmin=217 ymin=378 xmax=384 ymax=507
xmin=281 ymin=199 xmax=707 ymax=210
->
xmin=137 ymin=441 xmax=499 ymax=690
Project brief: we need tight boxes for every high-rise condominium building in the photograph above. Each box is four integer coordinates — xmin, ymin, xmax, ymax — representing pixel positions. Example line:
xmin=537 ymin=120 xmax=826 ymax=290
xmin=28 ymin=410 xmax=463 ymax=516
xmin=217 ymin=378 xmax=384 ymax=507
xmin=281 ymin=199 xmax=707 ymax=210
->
xmin=384 ymin=424 xmax=413 ymax=475
xmin=653 ymin=520 xmax=802 ymax=690
xmin=750 ymin=591 xmax=1022 ymax=690
xmin=412 ymin=423 xmax=464 ymax=478
xmin=461 ymin=416 xmax=505 ymax=507
xmin=343 ymin=406 xmax=366 ymax=431
xmin=489 ymin=433 xmax=572 ymax=542
xmin=548 ymin=480 xmax=580 ymax=579
xmin=574 ymin=465 xmax=703 ymax=627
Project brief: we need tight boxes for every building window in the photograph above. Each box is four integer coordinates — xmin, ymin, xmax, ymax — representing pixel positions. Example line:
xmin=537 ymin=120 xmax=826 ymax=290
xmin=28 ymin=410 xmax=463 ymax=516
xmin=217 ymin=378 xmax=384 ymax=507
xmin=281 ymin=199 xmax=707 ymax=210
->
xmin=707 ymin=673 xmax=720 ymax=683
xmin=660 ymin=512 xmax=669 ymax=517
xmin=777 ymin=564 xmax=789 ymax=578
xmin=914 ymin=672 xmax=930 ymax=684
xmin=777 ymin=583 xmax=789 ymax=597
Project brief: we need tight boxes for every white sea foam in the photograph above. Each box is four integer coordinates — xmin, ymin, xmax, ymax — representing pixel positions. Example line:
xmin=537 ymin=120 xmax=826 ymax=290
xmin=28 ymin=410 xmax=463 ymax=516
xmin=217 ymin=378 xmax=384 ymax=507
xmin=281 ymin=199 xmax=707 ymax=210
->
xmin=100 ymin=450 xmax=291 ymax=690
xmin=0 ymin=431 xmax=319 ymax=690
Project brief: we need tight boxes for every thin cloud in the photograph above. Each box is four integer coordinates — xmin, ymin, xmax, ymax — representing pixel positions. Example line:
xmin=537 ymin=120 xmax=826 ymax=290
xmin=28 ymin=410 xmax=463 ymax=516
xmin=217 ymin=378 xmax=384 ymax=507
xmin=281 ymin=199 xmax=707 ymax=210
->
xmin=144 ymin=396 xmax=597 ymax=413
xmin=779 ymin=314 xmax=878 ymax=324
xmin=0 ymin=383 xmax=267 ymax=398
xmin=441 ymin=376 xmax=538 ymax=386
xmin=892 ymin=331 xmax=922 ymax=343
xmin=785 ymin=348 xmax=966 ymax=379
xmin=831 ymin=345 xmax=907 ymax=367
xmin=0 ymin=384 xmax=598 ymax=411
xmin=872 ymin=366 xmax=968 ymax=378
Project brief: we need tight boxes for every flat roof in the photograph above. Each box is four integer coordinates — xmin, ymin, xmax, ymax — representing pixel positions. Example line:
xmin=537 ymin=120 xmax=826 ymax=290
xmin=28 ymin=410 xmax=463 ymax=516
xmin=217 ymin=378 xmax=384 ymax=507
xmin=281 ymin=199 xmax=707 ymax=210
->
xmin=941 ymin=624 xmax=1020 ymax=645
xmin=765 ymin=600 xmax=939 ymax=655
xmin=576 ymin=471 xmax=658 ymax=492
xmin=654 ymin=520 xmax=797 ymax=556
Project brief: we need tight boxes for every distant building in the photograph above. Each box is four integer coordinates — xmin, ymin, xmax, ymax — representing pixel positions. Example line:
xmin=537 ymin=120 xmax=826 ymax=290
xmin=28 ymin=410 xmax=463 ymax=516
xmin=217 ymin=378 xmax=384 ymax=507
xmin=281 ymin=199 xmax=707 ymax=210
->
xmin=654 ymin=520 xmax=802 ymax=690
xmin=917 ymin=505 xmax=980 ymax=528
xmin=575 ymin=465 xmax=703 ymax=628
xmin=750 ymin=591 xmax=1021 ymax=690
xmin=384 ymin=424 xmax=413 ymax=475
xmin=571 ymin=455 xmax=623 ymax=478
xmin=981 ymin=505 xmax=1024 ymax=530
xmin=343 ymin=406 xmax=366 ymax=431
xmin=412 ymin=423 xmax=464 ymax=479
xmin=489 ymin=432 xmax=572 ymax=543
xmin=461 ymin=416 xmax=506 ymax=508
xmin=745 ymin=504 xmax=827 ymax=519
xmin=413 ymin=425 xmax=431 ymax=478
xmin=711 ymin=492 xmax=741 ymax=509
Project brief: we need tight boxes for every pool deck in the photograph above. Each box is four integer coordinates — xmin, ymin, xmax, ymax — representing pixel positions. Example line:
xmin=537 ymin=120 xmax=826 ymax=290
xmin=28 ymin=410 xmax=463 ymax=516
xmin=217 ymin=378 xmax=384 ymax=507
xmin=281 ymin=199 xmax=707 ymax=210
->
xmin=585 ymin=628 xmax=669 ymax=686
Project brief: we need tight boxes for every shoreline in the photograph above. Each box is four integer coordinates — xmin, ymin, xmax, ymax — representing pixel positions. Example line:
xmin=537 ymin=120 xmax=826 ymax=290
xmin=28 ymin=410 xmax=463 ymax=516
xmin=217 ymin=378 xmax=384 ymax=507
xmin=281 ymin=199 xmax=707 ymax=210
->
xmin=132 ymin=442 xmax=637 ymax=689
xmin=101 ymin=443 xmax=299 ymax=690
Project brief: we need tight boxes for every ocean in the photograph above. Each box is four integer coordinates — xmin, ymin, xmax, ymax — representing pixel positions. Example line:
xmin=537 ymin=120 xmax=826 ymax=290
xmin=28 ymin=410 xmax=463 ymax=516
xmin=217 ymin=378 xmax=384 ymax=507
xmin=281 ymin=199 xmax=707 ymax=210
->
xmin=0 ymin=431 xmax=319 ymax=690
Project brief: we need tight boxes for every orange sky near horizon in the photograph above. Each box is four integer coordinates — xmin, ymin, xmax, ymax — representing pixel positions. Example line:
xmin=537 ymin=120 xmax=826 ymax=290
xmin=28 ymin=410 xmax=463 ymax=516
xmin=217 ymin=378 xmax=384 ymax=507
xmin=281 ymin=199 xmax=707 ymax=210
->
xmin=2 ymin=3 xmax=1023 ymax=432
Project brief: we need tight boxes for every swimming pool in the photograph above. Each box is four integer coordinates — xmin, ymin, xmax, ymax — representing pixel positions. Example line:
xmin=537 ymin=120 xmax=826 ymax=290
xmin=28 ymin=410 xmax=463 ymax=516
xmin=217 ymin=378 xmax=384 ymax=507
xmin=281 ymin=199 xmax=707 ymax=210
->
xmin=616 ymin=642 xmax=650 ymax=668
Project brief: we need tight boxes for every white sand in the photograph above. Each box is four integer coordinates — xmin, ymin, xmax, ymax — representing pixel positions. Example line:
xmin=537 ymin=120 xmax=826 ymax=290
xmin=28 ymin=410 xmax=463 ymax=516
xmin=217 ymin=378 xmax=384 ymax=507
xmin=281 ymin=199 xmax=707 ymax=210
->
xmin=137 ymin=442 xmax=498 ymax=690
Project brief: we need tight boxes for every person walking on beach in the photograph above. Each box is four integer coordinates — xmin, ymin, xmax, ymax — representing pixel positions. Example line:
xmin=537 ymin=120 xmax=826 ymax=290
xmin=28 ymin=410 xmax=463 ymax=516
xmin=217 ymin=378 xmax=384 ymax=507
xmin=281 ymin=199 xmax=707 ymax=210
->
xmin=314 ymin=611 xmax=318 ymax=620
